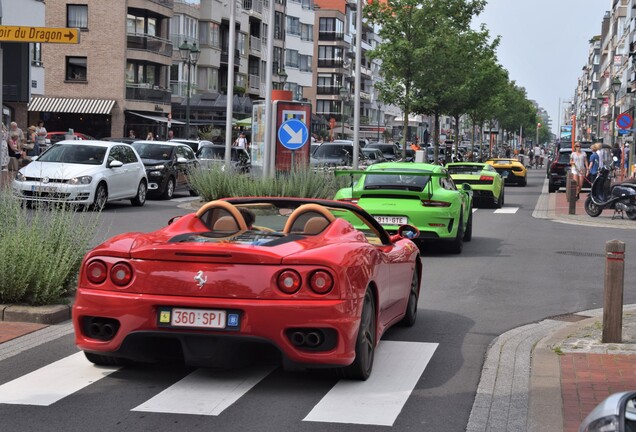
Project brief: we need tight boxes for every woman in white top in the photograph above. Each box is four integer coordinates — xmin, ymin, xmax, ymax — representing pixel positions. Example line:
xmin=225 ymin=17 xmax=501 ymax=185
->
xmin=570 ymin=143 xmax=587 ymax=199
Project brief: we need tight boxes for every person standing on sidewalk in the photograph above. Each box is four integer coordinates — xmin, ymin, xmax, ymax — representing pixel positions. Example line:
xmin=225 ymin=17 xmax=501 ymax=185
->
xmin=35 ymin=120 xmax=47 ymax=155
xmin=570 ymin=143 xmax=588 ymax=199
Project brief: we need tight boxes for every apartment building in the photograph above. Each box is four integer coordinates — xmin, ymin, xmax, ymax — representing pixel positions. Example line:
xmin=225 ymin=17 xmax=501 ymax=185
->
xmin=30 ymin=0 xmax=173 ymax=139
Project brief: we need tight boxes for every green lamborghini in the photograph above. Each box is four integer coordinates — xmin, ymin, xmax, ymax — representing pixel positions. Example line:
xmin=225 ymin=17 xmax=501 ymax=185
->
xmin=334 ymin=162 xmax=473 ymax=254
xmin=446 ymin=162 xmax=505 ymax=208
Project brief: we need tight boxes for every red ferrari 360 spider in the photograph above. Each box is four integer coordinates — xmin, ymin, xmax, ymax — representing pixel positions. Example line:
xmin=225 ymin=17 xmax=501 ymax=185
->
xmin=72 ymin=197 xmax=421 ymax=380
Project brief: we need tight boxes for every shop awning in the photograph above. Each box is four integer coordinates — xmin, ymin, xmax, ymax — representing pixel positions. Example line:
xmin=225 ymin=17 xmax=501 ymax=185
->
xmin=28 ymin=97 xmax=116 ymax=115
xmin=128 ymin=111 xmax=185 ymax=125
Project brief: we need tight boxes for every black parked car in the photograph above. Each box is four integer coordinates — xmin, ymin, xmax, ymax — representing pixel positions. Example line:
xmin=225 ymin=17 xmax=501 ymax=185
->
xmin=366 ymin=143 xmax=401 ymax=161
xmin=547 ymin=147 xmax=593 ymax=193
xmin=195 ymin=144 xmax=251 ymax=173
xmin=132 ymin=141 xmax=198 ymax=199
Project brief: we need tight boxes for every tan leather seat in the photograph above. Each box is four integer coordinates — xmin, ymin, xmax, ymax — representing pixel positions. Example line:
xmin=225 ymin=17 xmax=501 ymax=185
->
xmin=302 ymin=216 xmax=330 ymax=234
xmin=213 ymin=215 xmax=240 ymax=231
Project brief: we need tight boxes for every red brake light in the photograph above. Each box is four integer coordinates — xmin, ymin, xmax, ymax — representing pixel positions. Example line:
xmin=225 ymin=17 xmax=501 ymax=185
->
xmin=277 ymin=270 xmax=301 ymax=294
xmin=309 ymin=271 xmax=334 ymax=294
xmin=86 ymin=260 xmax=107 ymax=284
xmin=110 ymin=262 xmax=133 ymax=286
xmin=479 ymin=175 xmax=494 ymax=182
xmin=421 ymin=200 xmax=451 ymax=207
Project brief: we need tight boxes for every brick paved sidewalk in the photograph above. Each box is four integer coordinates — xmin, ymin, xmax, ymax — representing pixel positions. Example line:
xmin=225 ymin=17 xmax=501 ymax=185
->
xmin=560 ymin=353 xmax=636 ymax=432
xmin=0 ymin=322 xmax=47 ymax=344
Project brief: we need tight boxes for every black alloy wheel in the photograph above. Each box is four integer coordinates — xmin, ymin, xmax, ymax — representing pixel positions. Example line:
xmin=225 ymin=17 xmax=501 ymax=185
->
xmin=340 ymin=289 xmax=376 ymax=380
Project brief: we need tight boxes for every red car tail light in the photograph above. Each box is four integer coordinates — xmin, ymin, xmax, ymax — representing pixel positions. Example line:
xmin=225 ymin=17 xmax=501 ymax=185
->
xmin=421 ymin=200 xmax=451 ymax=207
xmin=277 ymin=270 xmax=301 ymax=294
xmin=110 ymin=262 xmax=133 ymax=286
xmin=479 ymin=175 xmax=494 ymax=182
xmin=309 ymin=271 xmax=334 ymax=294
xmin=86 ymin=260 xmax=107 ymax=284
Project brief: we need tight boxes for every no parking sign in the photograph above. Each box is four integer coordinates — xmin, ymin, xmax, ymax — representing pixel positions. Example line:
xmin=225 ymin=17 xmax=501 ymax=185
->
xmin=616 ymin=112 xmax=633 ymax=130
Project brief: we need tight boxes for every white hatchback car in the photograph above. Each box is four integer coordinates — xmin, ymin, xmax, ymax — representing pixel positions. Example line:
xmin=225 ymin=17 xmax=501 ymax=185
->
xmin=13 ymin=140 xmax=148 ymax=210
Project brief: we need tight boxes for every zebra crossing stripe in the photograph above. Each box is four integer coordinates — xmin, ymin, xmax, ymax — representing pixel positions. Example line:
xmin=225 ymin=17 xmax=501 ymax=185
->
xmin=494 ymin=207 xmax=519 ymax=214
xmin=0 ymin=352 xmax=119 ymax=406
xmin=303 ymin=341 xmax=438 ymax=426
xmin=132 ymin=365 xmax=275 ymax=416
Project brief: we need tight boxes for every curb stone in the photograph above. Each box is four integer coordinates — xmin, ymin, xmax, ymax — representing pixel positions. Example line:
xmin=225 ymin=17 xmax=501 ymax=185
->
xmin=2 ymin=304 xmax=71 ymax=325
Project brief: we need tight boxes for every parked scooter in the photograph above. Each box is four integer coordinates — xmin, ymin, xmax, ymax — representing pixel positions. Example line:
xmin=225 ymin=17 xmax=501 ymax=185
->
xmin=584 ymin=157 xmax=636 ymax=220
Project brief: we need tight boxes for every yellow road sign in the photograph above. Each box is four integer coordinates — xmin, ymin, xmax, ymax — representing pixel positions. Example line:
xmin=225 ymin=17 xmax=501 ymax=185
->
xmin=0 ymin=26 xmax=80 ymax=44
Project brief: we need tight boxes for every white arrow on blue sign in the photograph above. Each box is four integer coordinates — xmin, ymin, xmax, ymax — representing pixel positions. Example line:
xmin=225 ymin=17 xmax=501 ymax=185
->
xmin=278 ymin=119 xmax=309 ymax=150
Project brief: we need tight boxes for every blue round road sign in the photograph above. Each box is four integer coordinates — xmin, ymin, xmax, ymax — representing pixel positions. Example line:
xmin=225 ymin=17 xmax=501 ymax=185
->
xmin=278 ymin=119 xmax=309 ymax=150
xmin=616 ymin=113 xmax=633 ymax=130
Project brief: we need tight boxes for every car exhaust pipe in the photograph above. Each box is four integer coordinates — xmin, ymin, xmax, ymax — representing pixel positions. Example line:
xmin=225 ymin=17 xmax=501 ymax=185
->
xmin=305 ymin=331 xmax=323 ymax=347
xmin=101 ymin=323 xmax=115 ymax=339
xmin=89 ymin=322 xmax=102 ymax=338
xmin=616 ymin=202 xmax=630 ymax=212
xmin=290 ymin=332 xmax=306 ymax=346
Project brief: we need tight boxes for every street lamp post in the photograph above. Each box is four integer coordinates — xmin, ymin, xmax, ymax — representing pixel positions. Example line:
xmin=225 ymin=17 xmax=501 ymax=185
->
xmin=536 ymin=122 xmax=541 ymax=148
xmin=377 ymin=102 xmax=382 ymax=142
xmin=339 ymin=87 xmax=350 ymax=138
xmin=178 ymin=41 xmax=200 ymax=139
xmin=611 ymin=77 xmax=621 ymax=147
xmin=597 ymin=96 xmax=604 ymax=142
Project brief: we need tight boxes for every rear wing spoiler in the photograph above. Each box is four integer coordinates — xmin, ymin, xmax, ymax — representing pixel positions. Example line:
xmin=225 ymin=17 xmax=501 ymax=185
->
xmin=334 ymin=169 xmax=446 ymax=177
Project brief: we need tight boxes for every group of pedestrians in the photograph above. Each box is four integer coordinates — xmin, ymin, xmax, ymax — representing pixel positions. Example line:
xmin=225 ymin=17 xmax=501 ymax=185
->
xmin=1 ymin=120 xmax=47 ymax=188
xmin=569 ymin=142 xmax=629 ymax=200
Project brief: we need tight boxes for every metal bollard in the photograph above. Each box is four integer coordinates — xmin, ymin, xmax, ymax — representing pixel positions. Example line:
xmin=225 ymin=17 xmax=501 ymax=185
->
xmin=566 ymin=171 xmax=577 ymax=214
xmin=602 ymin=240 xmax=625 ymax=343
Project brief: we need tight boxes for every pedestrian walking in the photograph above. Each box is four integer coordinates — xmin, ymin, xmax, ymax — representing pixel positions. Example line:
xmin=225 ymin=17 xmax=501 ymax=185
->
xmin=587 ymin=143 xmax=600 ymax=187
xmin=146 ymin=131 xmax=154 ymax=141
xmin=570 ymin=142 xmax=588 ymax=199
xmin=533 ymin=144 xmax=541 ymax=168
xmin=234 ymin=132 xmax=248 ymax=150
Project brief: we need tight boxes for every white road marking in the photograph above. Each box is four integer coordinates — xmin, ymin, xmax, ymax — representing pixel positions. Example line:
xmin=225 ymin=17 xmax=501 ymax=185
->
xmin=132 ymin=365 xmax=275 ymax=416
xmin=494 ymin=207 xmax=519 ymax=214
xmin=472 ymin=208 xmax=478 ymax=213
xmin=0 ymin=352 xmax=119 ymax=406
xmin=303 ymin=341 xmax=438 ymax=426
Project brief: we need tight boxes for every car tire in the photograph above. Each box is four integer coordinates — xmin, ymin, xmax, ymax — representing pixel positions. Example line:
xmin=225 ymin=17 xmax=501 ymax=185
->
xmin=496 ymin=190 xmax=504 ymax=208
xmin=548 ymin=182 xmax=557 ymax=193
xmin=584 ymin=196 xmax=603 ymax=217
xmin=92 ymin=183 xmax=108 ymax=211
xmin=130 ymin=180 xmax=147 ymax=207
xmin=84 ymin=352 xmax=128 ymax=366
xmin=162 ymin=177 xmax=175 ymax=200
xmin=519 ymin=176 xmax=527 ymax=187
xmin=463 ymin=210 xmax=473 ymax=242
xmin=399 ymin=269 xmax=419 ymax=327
xmin=340 ymin=289 xmax=376 ymax=380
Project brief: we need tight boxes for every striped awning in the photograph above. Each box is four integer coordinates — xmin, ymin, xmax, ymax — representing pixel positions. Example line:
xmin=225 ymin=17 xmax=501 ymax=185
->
xmin=27 ymin=97 xmax=116 ymax=115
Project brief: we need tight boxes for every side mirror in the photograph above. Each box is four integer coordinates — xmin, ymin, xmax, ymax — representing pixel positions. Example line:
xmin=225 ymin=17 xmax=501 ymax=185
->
xmin=177 ymin=157 xmax=188 ymax=164
xmin=109 ymin=160 xmax=124 ymax=168
xmin=462 ymin=183 xmax=472 ymax=191
xmin=579 ymin=391 xmax=636 ymax=432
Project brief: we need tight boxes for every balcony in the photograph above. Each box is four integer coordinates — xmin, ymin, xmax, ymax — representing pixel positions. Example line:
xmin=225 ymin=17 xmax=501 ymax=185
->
xmin=126 ymin=83 xmax=171 ymax=103
xmin=249 ymin=36 xmax=261 ymax=55
xmin=149 ymin=0 xmax=173 ymax=7
xmin=317 ymin=85 xmax=342 ymax=95
xmin=248 ymin=74 xmax=260 ymax=93
xmin=243 ymin=0 xmax=263 ymax=16
xmin=221 ymin=49 xmax=241 ymax=66
xmin=317 ymin=59 xmax=344 ymax=68
xmin=318 ymin=31 xmax=344 ymax=42
xmin=127 ymin=33 xmax=173 ymax=57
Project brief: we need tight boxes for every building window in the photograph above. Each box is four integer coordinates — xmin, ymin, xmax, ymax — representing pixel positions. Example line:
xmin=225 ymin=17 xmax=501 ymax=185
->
xmin=286 ymin=49 xmax=299 ymax=68
xmin=237 ymin=33 xmax=246 ymax=56
xmin=301 ymin=23 xmax=313 ymax=41
xmin=67 ymin=5 xmax=88 ymax=29
xmin=210 ymin=22 xmax=220 ymax=48
xmin=66 ymin=56 xmax=87 ymax=81
xmin=287 ymin=17 xmax=300 ymax=36
xmin=299 ymin=54 xmax=312 ymax=72
xmin=31 ymin=43 xmax=42 ymax=66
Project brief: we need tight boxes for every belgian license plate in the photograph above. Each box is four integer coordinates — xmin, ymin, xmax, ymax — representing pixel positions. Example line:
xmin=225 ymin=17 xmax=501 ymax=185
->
xmin=32 ymin=185 xmax=56 ymax=193
xmin=165 ymin=308 xmax=227 ymax=329
xmin=374 ymin=215 xmax=407 ymax=225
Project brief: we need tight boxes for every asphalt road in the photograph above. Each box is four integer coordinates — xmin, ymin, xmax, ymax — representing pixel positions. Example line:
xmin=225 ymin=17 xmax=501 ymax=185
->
xmin=1 ymin=170 xmax=635 ymax=432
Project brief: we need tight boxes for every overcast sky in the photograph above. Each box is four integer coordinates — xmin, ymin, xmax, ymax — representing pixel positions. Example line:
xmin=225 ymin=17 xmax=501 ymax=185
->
xmin=473 ymin=0 xmax=611 ymax=130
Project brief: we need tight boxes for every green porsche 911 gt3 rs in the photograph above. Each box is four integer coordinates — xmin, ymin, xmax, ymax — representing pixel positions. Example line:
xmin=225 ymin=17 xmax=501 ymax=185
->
xmin=446 ymin=162 xmax=505 ymax=208
xmin=334 ymin=162 xmax=473 ymax=254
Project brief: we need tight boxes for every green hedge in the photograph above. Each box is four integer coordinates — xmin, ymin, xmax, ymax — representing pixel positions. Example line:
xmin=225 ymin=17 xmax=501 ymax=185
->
xmin=0 ymin=193 xmax=101 ymax=305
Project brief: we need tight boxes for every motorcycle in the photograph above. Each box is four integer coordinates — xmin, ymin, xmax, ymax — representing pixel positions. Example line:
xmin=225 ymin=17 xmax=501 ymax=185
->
xmin=584 ymin=158 xmax=636 ymax=220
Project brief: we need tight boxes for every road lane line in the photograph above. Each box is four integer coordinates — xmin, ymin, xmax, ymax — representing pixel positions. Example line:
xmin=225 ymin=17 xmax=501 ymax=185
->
xmin=303 ymin=341 xmax=438 ymax=426
xmin=0 ymin=352 xmax=119 ymax=406
xmin=132 ymin=365 xmax=275 ymax=415
xmin=494 ymin=207 xmax=519 ymax=214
